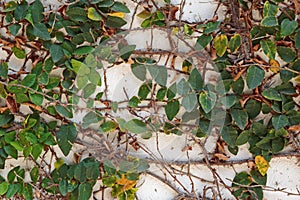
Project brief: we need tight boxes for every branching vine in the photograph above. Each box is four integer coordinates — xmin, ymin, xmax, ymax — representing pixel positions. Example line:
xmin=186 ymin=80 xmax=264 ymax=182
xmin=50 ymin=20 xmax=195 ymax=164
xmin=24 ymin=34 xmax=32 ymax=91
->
xmin=0 ymin=0 xmax=299 ymax=200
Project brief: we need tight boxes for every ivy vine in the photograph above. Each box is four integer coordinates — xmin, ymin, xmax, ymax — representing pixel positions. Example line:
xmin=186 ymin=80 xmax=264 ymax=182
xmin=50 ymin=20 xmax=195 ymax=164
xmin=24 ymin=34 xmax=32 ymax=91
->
xmin=0 ymin=0 xmax=299 ymax=200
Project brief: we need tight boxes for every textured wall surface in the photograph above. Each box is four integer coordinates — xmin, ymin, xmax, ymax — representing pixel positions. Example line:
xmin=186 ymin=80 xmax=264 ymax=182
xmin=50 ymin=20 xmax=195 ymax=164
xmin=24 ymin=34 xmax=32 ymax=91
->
xmin=0 ymin=0 xmax=299 ymax=200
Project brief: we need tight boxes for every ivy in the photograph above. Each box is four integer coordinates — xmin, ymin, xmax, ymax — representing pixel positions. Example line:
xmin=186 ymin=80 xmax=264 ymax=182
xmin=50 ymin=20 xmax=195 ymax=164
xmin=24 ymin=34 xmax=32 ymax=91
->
xmin=0 ymin=0 xmax=299 ymax=199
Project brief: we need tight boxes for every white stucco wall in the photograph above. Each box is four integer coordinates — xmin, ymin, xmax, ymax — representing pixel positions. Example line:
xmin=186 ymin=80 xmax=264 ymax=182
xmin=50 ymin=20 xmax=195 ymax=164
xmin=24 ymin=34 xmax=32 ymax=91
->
xmin=0 ymin=0 xmax=299 ymax=200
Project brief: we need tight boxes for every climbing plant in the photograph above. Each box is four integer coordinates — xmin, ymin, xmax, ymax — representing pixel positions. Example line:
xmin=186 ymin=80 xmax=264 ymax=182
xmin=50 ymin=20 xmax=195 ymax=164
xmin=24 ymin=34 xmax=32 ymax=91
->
xmin=0 ymin=0 xmax=299 ymax=200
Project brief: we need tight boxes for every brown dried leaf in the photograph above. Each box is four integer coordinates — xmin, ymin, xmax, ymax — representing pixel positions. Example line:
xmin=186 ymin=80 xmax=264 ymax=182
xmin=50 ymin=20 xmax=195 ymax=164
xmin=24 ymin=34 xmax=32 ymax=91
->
xmin=6 ymin=95 xmax=19 ymax=113
xmin=22 ymin=102 xmax=43 ymax=111
xmin=288 ymin=125 xmax=300 ymax=131
xmin=214 ymin=153 xmax=229 ymax=161
xmin=233 ymin=67 xmax=247 ymax=81
xmin=182 ymin=145 xmax=192 ymax=152
xmin=0 ymin=107 xmax=9 ymax=113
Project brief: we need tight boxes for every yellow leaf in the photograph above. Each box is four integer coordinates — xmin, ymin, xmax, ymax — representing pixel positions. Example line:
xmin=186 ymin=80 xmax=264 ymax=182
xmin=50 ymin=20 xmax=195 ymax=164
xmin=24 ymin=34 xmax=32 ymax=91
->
xmin=88 ymin=7 xmax=102 ymax=21
xmin=269 ymin=59 xmax=280 ymax=73
xmin=182 ymin=65 xmax=190 ymax=73
xmin=295 ymin=75 xmax=300 ymax=83
xmin=255 ymin=155 xmax=269 ymax=176
xmin=116 ymin=174 xmax=137 ymax=191
xmin=213 ymin=34 xmax=228 ymax=57
xmin=54 ymin=158 xmax=65 ymax=169
xmin=137 ymin=10 xmax=152 ymax=19
xmin=172 ymin=27 xmax=179 ymax=35
xmin=108 ymin=12 xmax=125 ymax=18
xmin=182 ymin=60 xmax=192 ymax=73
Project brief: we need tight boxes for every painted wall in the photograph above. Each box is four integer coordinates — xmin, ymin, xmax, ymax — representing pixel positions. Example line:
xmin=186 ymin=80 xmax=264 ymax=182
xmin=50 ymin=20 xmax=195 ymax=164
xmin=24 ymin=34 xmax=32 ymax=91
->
xmin=0 ymin=0 xmax=299 ymax=200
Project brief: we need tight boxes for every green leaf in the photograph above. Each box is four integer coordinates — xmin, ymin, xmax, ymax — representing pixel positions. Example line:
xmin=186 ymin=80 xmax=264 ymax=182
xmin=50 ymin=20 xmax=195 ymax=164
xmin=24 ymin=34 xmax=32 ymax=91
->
xmin=261 ymin=16 xmax=278 ymax=27
xmin=23 ymin=184 xmax=33 ymax=200
xmin=245 ymin=99 xmax=261 ymax=119
xmin=38 ymin=72 xmax=49 ymax=85
xmin=67 ymin=7 xmax=87 ymax=22
xmin=229 ymin=34 xmax=242 ymax=53
xmin=213 ymin=34 xmax=228 ymax=57
xmin=106 ymin=16 xmax=126 ymax=28
xmin=111 ymin=101 xmax=118 ymax=113
xmin=50 ymin=44 xmax=64 ymax=63
xmin=232 ymin=172 xmax=252 ymax=187
xmin=272 ymin=137 xmax=285 ymax=153
xmin=119 ymin=45 xmax=136 ymax=60
xmin=272 ymin=115 xmax=289 ymax=130
xmin=88 ymin=69 xmax=101 ymax=86
xmin=280 ymin=19 xmax=298 ymax=37
xmin=45 ymin=76 xmax=60 ymax=89
xmin=156 ymin=87 xmax=167 ymax=101
xmin=55 ymin=105 xmax=73 ymax=118
xmin=182 ymin=93 xmax=197 ymax=112
xmin=0 ymin=182 xmax=8 ymax=195
xmin=78 ymin=183 xmax=93 ymax=200
xmin=31 ymin=143 xmax=43 ymax=160
xmin=111 ymin=2 xmax=130 ymax=13
xmin=99 ymin=121 xmax=118 ymax=133
xmin=199 ymin=91 xmax=216 ymax=113
xmin=275 ymin=128 xmax=288 ymax=137
xmin=87 ymin=7 xmax=102 ymax=21
xmin=262 ymin=88 xmax=282 ymax=101
xmin=104 ymin=160 xmax=117 ymax=175
xmin=195 ymin=34 xmax=213 ymax=50
xmin=250 ymin=169 xmax=267 ymax=185
xmin=148 ymin=65 xmax=168 ymax=86
xmin=14 ymin=2 xmax=28 ymax=21
xmin=167 ymin=83 xmax=177 ymax=100
xmin=0 ymin=62 xmax=8 ymax=78
xmin=82 ymin=112 xmax=100 ymax=128
xmin=33 ymin=23 xmax=51 ymax=40
xmin=203 ymin=21 xmax=220 ymax=34
xmin=221 ymin=126 xmax=238 ymax=147
xmin=165 ymin=100 xmax=180 ymax=120
xmin=74 ymin=46 xmax=94 ymax=55
xmin=30 ymin=166 xmax=39 ymax=184
xmin=4 ymin=145 xmax=18 ymax=159
xmin=59 ymin=180 xmax=68 ymax=196
xmin=277 ymin=46 xmax=296 ymax=63
xmin=131 ymin=63 xmax=146 ymax=81
xmin=232 ymin=77 xmax=244 ymax=95
xmin=29 ymin=93 xmax=43 ymax=106
xmin=76 ymin=76 xmax=88 ymax=90
xmin=263 ymin=1 xmax=278 ymax=17
xmin=260 ymin=39 xmax=276 ymax=59
xmin=21 ymin=74 xmax=36 ymax=87
xmin=236 ymin=130 xmax=250 ymax=145
xmin=128 ymin=96 xmax=140 ymax=108
xmin=5 ymin=183 xmax=21 ymax=198
xmin=252 ymin=122 xmax=267 ymax=136
xmin=31 ymin=0 xmax=44 ymax=23
xmin=3 ymin=1 xmax=18 ymax=12
xmin=177 ymin=78 xmax=190 ymax=96
xmin=83 ymin=83 xmax=96 ymax=98
xmin=231 ymin=109 xmax=248 ymax=130
xmin=138 ymin=82 xmax=151 ymax=100
xmin=8 ymin=24 xmax=21 ymax=36
xmin=124 ymin=119 xmax=148 ymax=134
xmin=220 ymin=95 xmax=237 ymax=109
xmin=246 ymin=65 xmax=265 ymax=89
xmin=188 ymin=68 xmax=203 ymax=91
xmin=84 ymin=160 xmax=100 ymax=180
xmin=295 ymin=30 xmax=300 ymax=49
xmin=74 ymin=163 xmax=86 ymax=182
xmin=12 ymin=46 xmax=26 ymax=59
xmin=56 ymin=124 xmax=77 ymax=156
